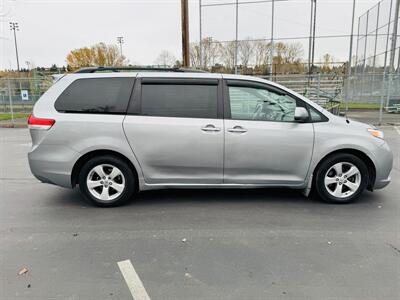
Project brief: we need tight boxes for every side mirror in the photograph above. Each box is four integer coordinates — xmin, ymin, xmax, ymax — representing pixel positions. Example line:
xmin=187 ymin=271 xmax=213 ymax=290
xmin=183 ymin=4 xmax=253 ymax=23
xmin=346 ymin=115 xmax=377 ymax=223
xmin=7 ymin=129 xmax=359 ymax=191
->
xmin=294 ymin=107 xmax=309 ymax=122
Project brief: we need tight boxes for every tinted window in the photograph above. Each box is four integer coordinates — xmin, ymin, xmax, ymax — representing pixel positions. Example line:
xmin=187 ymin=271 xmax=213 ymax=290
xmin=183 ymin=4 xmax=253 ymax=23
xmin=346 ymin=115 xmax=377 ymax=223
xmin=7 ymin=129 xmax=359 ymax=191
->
xmin=228 ymin=86 xmax=297 ymax=122
xmin=308 ymin=105 xmax=328 ymax=122
xmin=141 ymin=84 xmax=218 ymax=118
xmin=55 ymin=78 xmax=134 ymax=113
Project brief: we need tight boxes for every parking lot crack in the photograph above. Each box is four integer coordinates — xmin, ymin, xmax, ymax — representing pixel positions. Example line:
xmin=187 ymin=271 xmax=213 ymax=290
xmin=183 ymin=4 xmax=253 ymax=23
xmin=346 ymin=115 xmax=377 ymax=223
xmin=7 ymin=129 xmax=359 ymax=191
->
xmin=386 ymin=243 xmax=400 ymax=256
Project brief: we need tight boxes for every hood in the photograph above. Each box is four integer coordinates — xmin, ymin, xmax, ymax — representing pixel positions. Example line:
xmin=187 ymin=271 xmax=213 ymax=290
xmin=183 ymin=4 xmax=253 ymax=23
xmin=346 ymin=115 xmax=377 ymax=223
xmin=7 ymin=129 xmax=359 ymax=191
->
xmin=328 ymin=113 xmax=373 ymax=130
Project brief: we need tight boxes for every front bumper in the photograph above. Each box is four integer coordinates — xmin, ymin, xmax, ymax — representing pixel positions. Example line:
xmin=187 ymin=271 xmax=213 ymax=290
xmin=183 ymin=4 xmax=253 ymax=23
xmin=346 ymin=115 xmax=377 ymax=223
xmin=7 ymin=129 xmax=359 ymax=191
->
xmin=372 ymin=141 xmax=393 ymax=190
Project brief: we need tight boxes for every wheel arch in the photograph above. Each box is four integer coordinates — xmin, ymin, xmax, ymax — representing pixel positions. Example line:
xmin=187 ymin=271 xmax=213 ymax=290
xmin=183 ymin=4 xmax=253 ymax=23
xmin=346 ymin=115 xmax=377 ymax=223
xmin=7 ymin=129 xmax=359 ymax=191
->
xmin=312 ymin=148 xmax=376 ymax=191
xmin=71 ymin=149 xmax=139 ymax=191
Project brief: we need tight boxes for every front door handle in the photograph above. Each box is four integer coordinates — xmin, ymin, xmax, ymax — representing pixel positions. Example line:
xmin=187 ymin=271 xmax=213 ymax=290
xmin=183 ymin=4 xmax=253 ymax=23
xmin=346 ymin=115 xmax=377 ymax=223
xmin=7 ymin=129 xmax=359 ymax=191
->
xmin=201 ymin=124 xmax=221 ymax=132
xmin=227 ymin=126 xmax=247 ymax=133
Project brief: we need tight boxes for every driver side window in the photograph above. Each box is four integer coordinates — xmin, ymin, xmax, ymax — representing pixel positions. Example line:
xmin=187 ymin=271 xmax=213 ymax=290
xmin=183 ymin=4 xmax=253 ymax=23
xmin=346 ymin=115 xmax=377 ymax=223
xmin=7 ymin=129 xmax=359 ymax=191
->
xmin=228 ymin=86 xmax=297 ymax=122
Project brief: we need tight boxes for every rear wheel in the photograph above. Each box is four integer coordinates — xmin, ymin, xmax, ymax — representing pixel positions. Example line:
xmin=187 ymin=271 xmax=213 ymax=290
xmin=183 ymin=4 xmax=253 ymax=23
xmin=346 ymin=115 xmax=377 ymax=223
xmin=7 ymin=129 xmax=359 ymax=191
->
xmin=315 ymin=153 xmax=369 ymax=204
xmin=78 ymin=155 xmax=135 ymax=207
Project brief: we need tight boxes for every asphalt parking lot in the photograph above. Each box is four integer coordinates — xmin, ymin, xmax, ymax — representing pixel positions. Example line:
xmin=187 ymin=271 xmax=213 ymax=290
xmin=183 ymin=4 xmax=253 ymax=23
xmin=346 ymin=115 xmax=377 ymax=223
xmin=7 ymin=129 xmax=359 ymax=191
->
xmin=0 ymin=126 xmax=399 ymax=300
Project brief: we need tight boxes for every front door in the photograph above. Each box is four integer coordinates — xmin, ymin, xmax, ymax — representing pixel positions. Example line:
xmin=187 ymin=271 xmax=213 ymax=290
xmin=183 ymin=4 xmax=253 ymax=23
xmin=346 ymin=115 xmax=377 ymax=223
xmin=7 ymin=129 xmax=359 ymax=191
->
xmin=223 ymin=81 xmax=314 ymax=185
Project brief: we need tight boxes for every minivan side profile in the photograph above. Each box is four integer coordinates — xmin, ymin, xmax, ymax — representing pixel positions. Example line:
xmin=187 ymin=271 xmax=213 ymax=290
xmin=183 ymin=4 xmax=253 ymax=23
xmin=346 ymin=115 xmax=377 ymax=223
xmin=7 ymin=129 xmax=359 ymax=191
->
xmin=28 ymin=68 xmax=393 ymax=206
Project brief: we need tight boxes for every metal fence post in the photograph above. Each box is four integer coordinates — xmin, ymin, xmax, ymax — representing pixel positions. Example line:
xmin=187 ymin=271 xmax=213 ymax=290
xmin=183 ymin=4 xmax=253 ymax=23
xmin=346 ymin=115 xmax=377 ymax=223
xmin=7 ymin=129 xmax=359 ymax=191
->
xmin=317 ymin=72 xmax=321 ymax=103
xmin=7 ymin=78 xmax=15 ymax=126
xmin=389 ymin=0 xmax=400 ymax=72
xmin=269 ymin=0 xmax=275 ymax=80
xmin=379 ymin=73 xmax=387 ymax=125
xmin=234 ymin=0 xmax=239 ymax=74
xmin=385 ymin=72 xmax=393 ymax=109
xmin=199 ymin=0 xmax=202 ymax=69
xmin=345 ymin=0 xmax=356 ymax=110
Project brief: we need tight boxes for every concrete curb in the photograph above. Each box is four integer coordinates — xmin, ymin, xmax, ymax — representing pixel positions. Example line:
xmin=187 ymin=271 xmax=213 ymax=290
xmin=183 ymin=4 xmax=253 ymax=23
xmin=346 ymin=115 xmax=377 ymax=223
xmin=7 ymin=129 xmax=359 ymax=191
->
xmin=0 ymin=123 xmax=27 ymax=128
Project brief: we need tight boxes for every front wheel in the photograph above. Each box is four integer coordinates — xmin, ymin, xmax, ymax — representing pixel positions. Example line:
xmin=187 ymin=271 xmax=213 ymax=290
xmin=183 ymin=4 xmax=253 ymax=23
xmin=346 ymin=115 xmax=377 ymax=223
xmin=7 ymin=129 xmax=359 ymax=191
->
xmin=315 ymin=153 xmax=369 ymax=204
xmin=78 ymin=155 xmax=136 ymax=207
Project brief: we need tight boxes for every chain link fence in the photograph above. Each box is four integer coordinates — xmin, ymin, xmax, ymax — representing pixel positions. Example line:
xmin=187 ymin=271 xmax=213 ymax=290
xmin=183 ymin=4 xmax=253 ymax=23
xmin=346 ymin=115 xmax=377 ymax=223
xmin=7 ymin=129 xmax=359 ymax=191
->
xmin=0 ymin=77 xmax=53 ymax=125
xmin=0 ymin=73 xmax=398 ymax=126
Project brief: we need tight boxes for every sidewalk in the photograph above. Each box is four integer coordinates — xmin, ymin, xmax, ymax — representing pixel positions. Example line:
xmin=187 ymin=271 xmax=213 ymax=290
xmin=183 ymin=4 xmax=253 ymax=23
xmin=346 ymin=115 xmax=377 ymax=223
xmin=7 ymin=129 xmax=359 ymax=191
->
xmin=346 ymin=109 xmax=400 ymax=126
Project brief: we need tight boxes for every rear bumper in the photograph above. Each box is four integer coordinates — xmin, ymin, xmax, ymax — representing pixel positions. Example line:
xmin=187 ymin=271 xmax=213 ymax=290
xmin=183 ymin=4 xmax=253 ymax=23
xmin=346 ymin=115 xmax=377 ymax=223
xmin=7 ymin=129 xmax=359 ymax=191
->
xmin=28 ymin=144 xmax=79 ymax=188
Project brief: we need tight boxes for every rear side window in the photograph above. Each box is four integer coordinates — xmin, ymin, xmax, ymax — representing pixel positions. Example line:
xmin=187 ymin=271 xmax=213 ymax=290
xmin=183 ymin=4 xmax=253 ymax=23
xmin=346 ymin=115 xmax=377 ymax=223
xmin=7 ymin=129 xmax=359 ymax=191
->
xmin=140 ymin=84 xmax=218 ymax=119
xmin=55 ymin=78 xmax=134 ymax=113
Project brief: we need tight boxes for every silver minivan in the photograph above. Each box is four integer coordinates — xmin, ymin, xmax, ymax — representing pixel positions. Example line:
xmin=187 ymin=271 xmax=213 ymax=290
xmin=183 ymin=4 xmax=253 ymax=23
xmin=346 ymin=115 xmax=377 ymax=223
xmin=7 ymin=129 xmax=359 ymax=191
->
xmin=28 ymin=67 xmax=393 ymax=206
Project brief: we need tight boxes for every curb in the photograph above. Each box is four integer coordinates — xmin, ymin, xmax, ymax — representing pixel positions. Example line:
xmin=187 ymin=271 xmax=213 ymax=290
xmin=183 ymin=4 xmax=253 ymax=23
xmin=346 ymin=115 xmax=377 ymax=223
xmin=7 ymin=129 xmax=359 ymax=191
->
xmin=0 ymin=123 xmax=27 ymax=128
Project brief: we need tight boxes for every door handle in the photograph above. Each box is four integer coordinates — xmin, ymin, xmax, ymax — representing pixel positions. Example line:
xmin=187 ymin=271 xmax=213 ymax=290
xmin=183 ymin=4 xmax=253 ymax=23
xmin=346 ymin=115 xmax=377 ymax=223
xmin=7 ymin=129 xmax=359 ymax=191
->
xmin=228 ymin=126 xmax=247 ymax=133
xmin=201 ymin=125 xmax=221 ymax=132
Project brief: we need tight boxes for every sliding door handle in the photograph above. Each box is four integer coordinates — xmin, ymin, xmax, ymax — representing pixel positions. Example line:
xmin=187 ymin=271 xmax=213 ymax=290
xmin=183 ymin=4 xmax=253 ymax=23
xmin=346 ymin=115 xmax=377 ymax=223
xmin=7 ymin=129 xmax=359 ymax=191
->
xmin=201 ymin=124 xmax=221 ymax=132
xmin=227 ymin=126 xmax=247 ymax=133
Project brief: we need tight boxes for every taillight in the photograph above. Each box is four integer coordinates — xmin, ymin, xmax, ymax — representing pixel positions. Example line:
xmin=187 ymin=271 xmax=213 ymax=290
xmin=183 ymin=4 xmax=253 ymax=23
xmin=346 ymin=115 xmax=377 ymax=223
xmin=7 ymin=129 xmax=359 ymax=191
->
xmin=27 ymin=113 xmax=55 ymax=130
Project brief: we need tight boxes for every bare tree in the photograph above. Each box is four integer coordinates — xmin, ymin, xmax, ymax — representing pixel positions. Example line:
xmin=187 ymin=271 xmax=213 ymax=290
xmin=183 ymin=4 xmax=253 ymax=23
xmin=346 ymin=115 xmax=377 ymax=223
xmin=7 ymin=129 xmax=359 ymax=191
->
xmin=285 ymin=42 xmax=304 ymax=63
xmin=238 ymin=38 xmax=255 ymax=68
xmin=190 ymin=37 xmax=221 ymax=69
xmin=154 ymin=50 xmax=177 ymax=67
xmin=220 ymin=41 xmax=236 ymax=70
xmin=189 ymin=43 xmax=201 ymax=68
xmin=202 ymin=37 xmax=220 ymax=69
xmin=254 ymin=41 xmax=272 ymax=67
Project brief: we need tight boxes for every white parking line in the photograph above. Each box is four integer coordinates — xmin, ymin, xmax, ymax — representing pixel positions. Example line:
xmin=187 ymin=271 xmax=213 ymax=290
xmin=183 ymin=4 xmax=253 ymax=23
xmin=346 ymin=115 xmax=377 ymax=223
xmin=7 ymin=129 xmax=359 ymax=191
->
xmin=117 ymin=259 xmax=151 ymax=300
xmin=394 ymin=126 xmax=400 ymax=136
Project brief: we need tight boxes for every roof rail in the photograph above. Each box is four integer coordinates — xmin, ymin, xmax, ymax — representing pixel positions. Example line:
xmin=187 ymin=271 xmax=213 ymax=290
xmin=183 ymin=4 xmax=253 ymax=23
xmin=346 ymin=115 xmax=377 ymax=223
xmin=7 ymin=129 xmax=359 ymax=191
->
xmin=74 ymin=66 xmax=207 ymax=73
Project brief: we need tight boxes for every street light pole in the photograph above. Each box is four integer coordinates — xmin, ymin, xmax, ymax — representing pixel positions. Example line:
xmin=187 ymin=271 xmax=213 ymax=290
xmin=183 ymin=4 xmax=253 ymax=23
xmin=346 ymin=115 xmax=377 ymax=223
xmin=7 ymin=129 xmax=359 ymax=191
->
xmin=117 ymin=36 xmax=124 ymax=57
xmin=9 ymin=22 xmax=20 ymax=72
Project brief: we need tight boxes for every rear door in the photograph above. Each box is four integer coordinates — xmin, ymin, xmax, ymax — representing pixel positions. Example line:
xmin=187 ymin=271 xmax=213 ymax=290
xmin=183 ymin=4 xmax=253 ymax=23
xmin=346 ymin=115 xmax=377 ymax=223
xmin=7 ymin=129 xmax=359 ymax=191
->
xmin=223 ymin=80 xmax=314 ymax=185
xmin=123 ymin=76 xmax=224 ymax=184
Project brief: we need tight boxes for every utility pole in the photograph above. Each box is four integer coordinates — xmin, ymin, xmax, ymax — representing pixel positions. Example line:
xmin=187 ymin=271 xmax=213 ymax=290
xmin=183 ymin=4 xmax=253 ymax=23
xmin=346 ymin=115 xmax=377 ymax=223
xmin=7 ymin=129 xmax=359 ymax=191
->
xmin=117 ymin=36 xmax=124 ymax=57
xmin=9 ymin=22 xmax=20 ymax=72
xmin=181 ymin=0 xmax=190 ymax=67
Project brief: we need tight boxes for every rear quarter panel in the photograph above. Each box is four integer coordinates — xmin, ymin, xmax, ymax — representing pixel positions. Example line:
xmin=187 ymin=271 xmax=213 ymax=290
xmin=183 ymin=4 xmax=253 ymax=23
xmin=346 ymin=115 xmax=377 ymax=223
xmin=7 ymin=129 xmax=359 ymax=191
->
xmin=31 ymin=73 xmax=145 ymax=188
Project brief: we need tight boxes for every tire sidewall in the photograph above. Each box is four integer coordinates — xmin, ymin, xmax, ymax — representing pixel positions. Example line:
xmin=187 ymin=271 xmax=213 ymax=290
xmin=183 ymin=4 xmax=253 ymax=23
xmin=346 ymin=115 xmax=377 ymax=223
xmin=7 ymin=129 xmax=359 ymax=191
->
xmin=78 ymin=155 xmax=135 ymax=207
xmin=315 ymin=154 xmax=369 ymax=204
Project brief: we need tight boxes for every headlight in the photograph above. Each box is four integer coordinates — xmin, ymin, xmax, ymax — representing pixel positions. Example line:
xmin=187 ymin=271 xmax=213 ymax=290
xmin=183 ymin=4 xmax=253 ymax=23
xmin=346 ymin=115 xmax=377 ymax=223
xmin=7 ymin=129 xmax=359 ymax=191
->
xmin=367 ymin=128 xmax=384 ymax=139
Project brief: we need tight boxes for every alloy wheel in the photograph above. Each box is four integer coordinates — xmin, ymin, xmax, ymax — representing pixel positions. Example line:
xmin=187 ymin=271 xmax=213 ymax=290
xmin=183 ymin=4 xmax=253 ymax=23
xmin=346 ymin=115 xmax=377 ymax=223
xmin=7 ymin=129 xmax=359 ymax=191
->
xmin=324 ymin=162 xmax=361 ymax=198
xmin=86 ymin=164 xmax=126 ymax=201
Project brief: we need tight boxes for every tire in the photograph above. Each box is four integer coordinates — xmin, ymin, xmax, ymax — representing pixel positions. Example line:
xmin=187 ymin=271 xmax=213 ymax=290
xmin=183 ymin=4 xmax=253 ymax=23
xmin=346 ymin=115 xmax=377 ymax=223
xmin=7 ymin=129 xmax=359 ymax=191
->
xmin=78 ymin=155 xmax=136 ymax=207
xmin=315 ymin=153 xmax=369 ymax=204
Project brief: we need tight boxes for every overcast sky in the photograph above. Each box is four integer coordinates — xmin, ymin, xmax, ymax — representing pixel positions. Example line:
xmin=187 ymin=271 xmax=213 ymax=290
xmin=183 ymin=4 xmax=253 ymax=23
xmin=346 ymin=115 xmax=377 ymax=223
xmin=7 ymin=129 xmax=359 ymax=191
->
xmin=0 ymin=0 xmax=379 ymax=69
